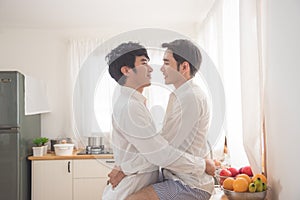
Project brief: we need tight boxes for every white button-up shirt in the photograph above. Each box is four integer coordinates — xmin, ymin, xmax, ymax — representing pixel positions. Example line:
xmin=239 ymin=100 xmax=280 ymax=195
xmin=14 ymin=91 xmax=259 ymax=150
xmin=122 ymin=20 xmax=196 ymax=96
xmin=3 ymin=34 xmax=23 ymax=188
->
xmin=103 ymin=85 xmax=208 ymax=199
xmin=161 ymin=79 xmax=214 ymax=194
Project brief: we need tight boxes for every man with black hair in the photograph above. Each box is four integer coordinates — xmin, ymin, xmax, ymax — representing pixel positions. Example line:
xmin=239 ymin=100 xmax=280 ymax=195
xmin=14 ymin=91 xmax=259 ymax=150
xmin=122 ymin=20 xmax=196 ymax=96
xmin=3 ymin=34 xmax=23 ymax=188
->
xmin=103 ymin=41 xmax=215 ymax=200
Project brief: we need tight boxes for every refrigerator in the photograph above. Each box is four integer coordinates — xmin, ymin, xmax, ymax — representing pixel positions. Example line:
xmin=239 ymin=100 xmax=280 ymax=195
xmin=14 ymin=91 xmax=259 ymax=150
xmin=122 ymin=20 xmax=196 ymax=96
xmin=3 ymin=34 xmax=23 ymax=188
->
xmin=0 ymin=71 xmax=41 ymax=200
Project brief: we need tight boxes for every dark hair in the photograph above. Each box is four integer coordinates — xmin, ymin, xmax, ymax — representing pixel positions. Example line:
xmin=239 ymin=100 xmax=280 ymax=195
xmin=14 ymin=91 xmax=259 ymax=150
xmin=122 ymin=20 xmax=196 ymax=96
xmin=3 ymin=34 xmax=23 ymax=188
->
xmin=162 ymin=39 xmax=202 ymax=77
xmin=106 ymin=42 xmax=149 ymax=85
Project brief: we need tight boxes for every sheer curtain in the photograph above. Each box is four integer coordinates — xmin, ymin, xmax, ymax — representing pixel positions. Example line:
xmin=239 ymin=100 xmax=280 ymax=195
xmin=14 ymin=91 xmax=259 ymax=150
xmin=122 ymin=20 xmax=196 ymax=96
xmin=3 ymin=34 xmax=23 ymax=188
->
xmin=196 ymin=0 xmax=228 ymax=163
xmin=69 ymin=38 xmax=103 ymax=147
xmin=197 ymin=0 xmax=264 ymax=173
xmin=239 ymin=0 xmax=264 ymax=174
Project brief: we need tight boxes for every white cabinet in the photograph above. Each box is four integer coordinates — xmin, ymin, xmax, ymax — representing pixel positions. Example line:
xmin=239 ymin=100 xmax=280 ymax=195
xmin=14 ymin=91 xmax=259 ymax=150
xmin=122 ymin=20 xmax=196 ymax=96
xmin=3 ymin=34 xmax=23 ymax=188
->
xmin=31 ymin=159 xmax=114 ymax=200
xmin=32 ymin=160 xmax=73 ymax=200
xmin=73 ymin=159 xmax=113 ymax=200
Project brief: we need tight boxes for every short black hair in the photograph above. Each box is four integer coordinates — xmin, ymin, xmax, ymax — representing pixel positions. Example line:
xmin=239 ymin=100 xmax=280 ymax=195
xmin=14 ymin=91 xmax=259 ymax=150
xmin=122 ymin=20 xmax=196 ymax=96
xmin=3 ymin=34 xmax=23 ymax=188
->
xmin=162 ymin=39 xmax=202 ymax=77
xmin=106 ymin=42 xmax=149 ymax=85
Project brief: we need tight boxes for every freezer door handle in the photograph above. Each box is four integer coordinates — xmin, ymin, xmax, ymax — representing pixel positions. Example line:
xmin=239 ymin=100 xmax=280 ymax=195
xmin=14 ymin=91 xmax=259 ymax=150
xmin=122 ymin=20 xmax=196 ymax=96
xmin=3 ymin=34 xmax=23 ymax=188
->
xmin=0 ymin=127 xmax=19 ymax=133
xmin=0 ymin=78 xmax=12 ymax=83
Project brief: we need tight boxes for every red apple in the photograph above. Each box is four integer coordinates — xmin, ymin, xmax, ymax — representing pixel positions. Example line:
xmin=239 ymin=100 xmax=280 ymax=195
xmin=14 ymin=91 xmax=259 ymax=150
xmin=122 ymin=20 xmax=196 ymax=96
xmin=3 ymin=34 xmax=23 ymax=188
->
xmin=220 ymin=168 xmax=232 ymax=177
xmin=219 ymin=169 xmax=232 ymax=185
xmin=241 ymin=166 xmax=253 ymax=176
xmin=239 ymin=167 xmax=243 ymax=174
xmin=227 ymin=167 xmax=239 ymax=177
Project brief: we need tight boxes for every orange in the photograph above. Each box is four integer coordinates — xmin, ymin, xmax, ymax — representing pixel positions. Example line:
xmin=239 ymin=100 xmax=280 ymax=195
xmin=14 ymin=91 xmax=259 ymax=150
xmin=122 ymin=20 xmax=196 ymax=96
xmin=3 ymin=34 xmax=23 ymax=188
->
xmin=236 ymin=173 xmax=251 ymax=184
xmin=223 ymin=177 xmax=235 ymax=191
xmin=252 ymin=174 xmax=267 ymax=184
xmin=233 ymin=177 xmax=249 ymax=192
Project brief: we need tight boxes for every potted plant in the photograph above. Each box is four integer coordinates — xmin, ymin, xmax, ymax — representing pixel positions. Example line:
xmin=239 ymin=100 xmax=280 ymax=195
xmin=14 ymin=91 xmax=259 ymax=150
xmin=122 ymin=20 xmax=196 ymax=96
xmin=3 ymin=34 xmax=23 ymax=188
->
xmin=32 ymin=137 xmax=44 ymax=156
xmin=41 ymin=137 xmax=49 ymax=155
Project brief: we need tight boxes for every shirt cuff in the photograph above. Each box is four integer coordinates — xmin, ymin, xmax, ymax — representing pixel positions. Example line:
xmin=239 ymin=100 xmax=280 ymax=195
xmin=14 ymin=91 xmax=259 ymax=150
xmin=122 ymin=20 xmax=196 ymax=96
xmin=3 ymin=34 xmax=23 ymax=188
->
xmin=197 ymin=157 xmax=206 ymax=175
xmin=120 ymin=162 xmax=136 ymax=176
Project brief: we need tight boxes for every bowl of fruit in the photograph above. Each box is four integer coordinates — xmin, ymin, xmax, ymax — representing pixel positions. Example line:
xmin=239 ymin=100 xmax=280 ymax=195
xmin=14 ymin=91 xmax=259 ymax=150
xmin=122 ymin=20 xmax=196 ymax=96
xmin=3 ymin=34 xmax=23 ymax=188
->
xmin=216 ymin=166 xmax=268 ymax=200
xmin=221 ymin=173 xmax=268 ymax=200
xmin=222 ymin=188 xmax=267 ymax=200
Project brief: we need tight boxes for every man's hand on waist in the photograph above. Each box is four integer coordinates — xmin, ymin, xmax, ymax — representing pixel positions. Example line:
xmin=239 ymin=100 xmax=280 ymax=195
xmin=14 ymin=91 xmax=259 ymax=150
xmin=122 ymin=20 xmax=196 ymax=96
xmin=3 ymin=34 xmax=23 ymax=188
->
xmin=108 ymin=166 xmax=126 ymax=188
xmin=205 ymin=159 xmax=216 ymax=176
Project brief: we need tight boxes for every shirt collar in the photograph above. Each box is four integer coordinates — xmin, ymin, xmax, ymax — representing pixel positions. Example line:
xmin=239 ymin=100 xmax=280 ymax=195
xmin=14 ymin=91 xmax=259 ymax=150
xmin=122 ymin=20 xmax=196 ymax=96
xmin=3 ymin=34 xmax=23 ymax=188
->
xmin=120 ymin=85 xmax=147 ymax=103
xmin=173 ymin=79 xmax=195 ymax=96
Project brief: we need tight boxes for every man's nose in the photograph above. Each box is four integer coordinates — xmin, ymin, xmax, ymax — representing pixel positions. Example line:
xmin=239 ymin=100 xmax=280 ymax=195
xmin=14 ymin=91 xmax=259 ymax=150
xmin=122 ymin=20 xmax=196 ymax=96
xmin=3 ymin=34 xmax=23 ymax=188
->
xmin=148 ymin=65 xmax=153 ymax=72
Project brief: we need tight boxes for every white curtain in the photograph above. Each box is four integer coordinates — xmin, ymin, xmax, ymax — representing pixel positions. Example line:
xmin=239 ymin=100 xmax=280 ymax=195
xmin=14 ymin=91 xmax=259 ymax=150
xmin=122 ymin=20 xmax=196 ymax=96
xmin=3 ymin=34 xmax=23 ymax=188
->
xmin=196 ymin=0 xmax=228 ymax=163
xmin=197 ymin=0 xmax=264 ymax=173
xmin=69 ymin=38 xmax=103 ymax=148
xmin=69 ymin=39 xmax=103 ymax=84
xmin=239 ymin=0 xmax=264 ymax=174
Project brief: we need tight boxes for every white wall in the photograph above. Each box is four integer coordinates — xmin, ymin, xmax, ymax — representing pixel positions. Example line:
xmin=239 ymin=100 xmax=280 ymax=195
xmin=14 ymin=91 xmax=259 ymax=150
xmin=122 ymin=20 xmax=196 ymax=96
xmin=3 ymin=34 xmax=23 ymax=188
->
xmin=0 ymin=29 xmax=71 ymax=139
xmin=0 ymin=26 xmax=195 ymax=141
xmin=263 ymin=0 xmax=300 ymax=199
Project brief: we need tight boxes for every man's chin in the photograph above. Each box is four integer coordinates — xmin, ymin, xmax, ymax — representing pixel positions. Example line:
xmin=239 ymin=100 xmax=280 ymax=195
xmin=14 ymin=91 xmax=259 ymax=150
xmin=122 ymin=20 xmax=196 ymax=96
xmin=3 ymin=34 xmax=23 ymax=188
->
xmin=143 ymin=83 xmax=151 ymax=87
xmin=138 ymin=83 xmax=151 ymax=89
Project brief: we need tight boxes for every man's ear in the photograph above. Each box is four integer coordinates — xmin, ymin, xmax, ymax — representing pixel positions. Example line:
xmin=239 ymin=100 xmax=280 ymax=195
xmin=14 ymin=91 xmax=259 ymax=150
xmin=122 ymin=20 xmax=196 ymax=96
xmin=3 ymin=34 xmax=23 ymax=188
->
xmin=181 ymin=61 xmax=190 ymax=72
xmin=121 ymin=66 xmax=130 ymax=76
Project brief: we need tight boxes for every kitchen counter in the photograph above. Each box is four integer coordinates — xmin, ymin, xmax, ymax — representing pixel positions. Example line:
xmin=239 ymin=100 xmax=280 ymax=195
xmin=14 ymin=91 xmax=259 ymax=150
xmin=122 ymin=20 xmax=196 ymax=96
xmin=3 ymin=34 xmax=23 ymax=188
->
xmin=28 ymin=150 xmax=114 ymax=160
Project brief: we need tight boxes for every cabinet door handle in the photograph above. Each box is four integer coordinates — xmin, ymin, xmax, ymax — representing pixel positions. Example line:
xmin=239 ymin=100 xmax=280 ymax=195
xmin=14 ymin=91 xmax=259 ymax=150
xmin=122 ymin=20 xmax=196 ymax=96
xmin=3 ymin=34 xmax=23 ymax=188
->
xmin=105 ymin=160 xmax=115 ymax=163
xmin=68 ymin=161 xmax=71 ymax=173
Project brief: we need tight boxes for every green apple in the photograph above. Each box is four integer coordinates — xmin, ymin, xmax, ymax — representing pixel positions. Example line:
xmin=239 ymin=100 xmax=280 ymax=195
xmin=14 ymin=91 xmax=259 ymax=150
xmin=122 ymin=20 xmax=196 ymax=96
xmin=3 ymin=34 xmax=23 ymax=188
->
xmin=248 ymin=182 xmax=256 ymax=192
xmin=254 ymin=177 xmax=263 ymax=192
xmin=262 ymin=182 xmax=267 ymax=191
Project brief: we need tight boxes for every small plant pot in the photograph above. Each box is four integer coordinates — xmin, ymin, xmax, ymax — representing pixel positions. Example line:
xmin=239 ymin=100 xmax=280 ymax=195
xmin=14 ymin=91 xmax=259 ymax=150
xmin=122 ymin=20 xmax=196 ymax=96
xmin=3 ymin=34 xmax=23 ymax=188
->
xmin=43 ymin=145 xmax=48 ymax=155
xmin=32 ymin=146 xmax=44 ymax=157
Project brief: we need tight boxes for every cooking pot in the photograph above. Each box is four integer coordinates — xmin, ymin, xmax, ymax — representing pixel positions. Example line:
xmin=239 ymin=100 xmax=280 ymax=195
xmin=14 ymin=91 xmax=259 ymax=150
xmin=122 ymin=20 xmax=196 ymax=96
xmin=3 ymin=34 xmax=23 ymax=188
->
xmin=88 ymin=136 xmax=103 ymax=147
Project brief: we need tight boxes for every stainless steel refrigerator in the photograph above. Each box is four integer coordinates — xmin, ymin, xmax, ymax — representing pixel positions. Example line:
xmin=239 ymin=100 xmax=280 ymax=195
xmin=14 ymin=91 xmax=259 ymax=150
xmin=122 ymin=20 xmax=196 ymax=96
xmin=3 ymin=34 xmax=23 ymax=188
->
xmin=0 ymin=71 xmax=41 ymax=200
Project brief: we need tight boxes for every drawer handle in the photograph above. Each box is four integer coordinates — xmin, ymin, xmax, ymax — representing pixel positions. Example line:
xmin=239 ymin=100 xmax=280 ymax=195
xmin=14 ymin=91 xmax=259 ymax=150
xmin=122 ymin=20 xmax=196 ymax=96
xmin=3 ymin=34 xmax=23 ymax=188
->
xmin=105 ymin=160 xmax=115 ymax=163
xmin=68 ymin=161 xmax=71 ymax=173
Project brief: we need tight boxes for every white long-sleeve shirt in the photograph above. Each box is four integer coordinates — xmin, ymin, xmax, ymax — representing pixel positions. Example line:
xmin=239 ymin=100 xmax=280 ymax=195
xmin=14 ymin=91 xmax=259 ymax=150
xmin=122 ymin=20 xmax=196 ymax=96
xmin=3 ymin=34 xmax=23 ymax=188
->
xmin=118 ymin=79 xmax=214 ymax=194
xmin=102 ymin=85 xmax=207 ymax=199
xmin=161 ymin=79 xmax=214 ymax=194
xmin=113 ymin=85 xmax=207 ymax=172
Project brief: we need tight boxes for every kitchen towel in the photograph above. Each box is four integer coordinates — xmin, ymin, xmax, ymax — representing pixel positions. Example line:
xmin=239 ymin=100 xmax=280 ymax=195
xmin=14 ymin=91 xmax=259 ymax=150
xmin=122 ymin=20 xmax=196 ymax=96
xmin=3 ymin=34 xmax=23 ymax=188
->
xmin=24 ymin=75 xmax=50 ymax=115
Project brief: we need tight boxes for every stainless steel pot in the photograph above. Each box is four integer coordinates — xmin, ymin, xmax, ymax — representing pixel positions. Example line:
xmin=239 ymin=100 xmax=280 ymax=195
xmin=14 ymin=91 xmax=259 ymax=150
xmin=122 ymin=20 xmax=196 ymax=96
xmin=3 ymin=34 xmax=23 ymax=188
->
xmin=88 ymin=136 xmax=103 ymax=147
